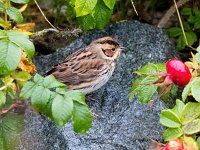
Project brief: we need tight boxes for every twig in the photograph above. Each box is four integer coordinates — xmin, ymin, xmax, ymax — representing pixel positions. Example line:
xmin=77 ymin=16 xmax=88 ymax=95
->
xmin=33 ymin=0 xmax=57 ymax=30
xmin=157 ymin=0 xmax=191 ymax=28
xmin=130 ymin=0 xmax=138 ymax=16
xmin=0 ymin=104 xmax=17 ymax=117
xmin=173 ymin=0 xmax=189 ymax=46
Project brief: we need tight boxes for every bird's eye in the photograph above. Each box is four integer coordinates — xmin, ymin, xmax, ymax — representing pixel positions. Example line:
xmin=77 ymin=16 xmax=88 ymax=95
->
xmin=111 ymin=48 xmax=115 ymax=51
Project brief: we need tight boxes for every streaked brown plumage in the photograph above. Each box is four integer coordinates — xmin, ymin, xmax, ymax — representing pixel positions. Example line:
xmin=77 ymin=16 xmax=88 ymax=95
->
xmin=46 ymin=37 xmax=123 ymax=94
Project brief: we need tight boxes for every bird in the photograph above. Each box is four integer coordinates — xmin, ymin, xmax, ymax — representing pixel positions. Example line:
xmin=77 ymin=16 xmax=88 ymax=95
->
xmin=46 ymin=36 xmax=123 ymax=94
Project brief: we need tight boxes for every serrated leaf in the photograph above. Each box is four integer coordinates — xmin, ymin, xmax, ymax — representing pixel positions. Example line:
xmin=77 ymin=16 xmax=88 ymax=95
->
xmin=129 ymin=77 xmax=143 ymax=102
xmin=183 ymin=21 xmax=191 ymax=31
xmin=7 ymin=30 xmax=35 ymax=60
xmin=75 ymin=0 xmax=97 ymax=17
xmin=194 ymin=19 xmax=200 ymax=30
xmin=52 ymin=94 xmax=73 ymax=128
xmin=93 ymin=0 xmax=112 ymax=29
xmin=19 ymin=81 xmax=36 ymax=99
xmin=0 ymin=113 xmax=25 ymax=150
xmin=43 ymin=75 xmax=66 ymax=88
xmin=0 ymin=2 xmax=5 ymax=12
xmin=160 ymin=110 xmax=181 ymax=128
xmin=163 ymin=128 xmax=183 ymax=141
xmin=131 ymin=76 xmax=158 ymax=104
xmin=181 ymin=7 xmax=192 ymax=16
xmin=183 ymin=119 xmax=200 ymax=135
xmin=0 ymin=39 xmax=22 ymax=75
xmin=10 ymin=0 xmax=29 ymax=4
xmin=33 ymin=73 xmax=43 ymax=85
xmin=31 ymin=86 xmax=52 ymax=112
xmin=56 ymin=87 xmax=67 ymax=95
xmin=191 ymin=81 xmax=200 ymax=102
xmin=103 ymin=0 xmax=116 ymax=9
xmin=171 ymin=99 xmax=185 ymax=118
xmin=186 ymin=31 xmax=197 ymax=46
xmin=13 ymin=71 xmax=31 ymax=82
xmin=135 ymin=63 xmax=158 ymax=75
xmin=7 ymin=7 xmax=23 ymax=23
xmin=66 ymin=90 xmax=85 ymax=104
xmin=72 ymin=100 xmax=92 ymax=134
xmin=180 ymin=102 xmax=200 ymax=125
xmin=196 ymin=52 xmax=200 ymax=64
xmin=0 ymin=91 xmax=6 ymax=107
xmin=156 ymin=63 xmax=166 ymax=72
xmin=183 ymin=136 xmax=198 ymax=150
xmin=167 ymin=27 xmax=182 ymax=37
xmin=182 ymin=79 xmax=193 ymax=102
xmin=177 ymin=34 xmax=186 ymax=50
xmin=78 ymin=14 xmax=96 ymax=31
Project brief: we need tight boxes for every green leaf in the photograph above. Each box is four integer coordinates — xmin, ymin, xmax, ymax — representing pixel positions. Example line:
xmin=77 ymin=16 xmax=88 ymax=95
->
xmin=31 ymin=86 xmax=52 ymax=112
xmin=43 ymin=75 xmax=66 ymax=88
xmin=0 ymin=39 xmax=22 ymax=75
xmin=194 ymin=19 xmax=200 ymax=30
xmin=72 ymin=100 xmax=92 ymax=134
xmin=180 ymin=102 xmax=200 ymax=125
xmin=20 ymin=81 xmax=36 ymax=100
xmin=77 ymin=14 xmax=96 ymax=31
xmin=0 ymin=91 xmax=6 ymax=107
xmin=196 ymin=52 xmax=200 ymax=64
xmin=191 ymin=81 xmax=200 ymax=102
xmin=0 ymin=2 xmax=5 ymax=12
xmin=93 ymin=0 xmax=112 ymax=29
xmin=10 ymin=0 xmax=29 ymax=4
xmin=66 ymin=0 xmax=76 ymax=21
xmin=33 ymin=73 xmax=44 ymax=84
xmin=181 ymin=7 xmax=192 ymax=16
xmin=129 ymin=77 xmax=143 ymax=102
xmin=0 ymin=113 xmax=25 ymax=150
xmin=177 ymin=34 xmax=186 ymax=50
xmin=197 ymin=46 xmax=200 ymax=53
xmin=182 ymin=81 xmax=192 ymax=102
xmin=163 ymin=128 xmax=183 ymax=141
xmin=75 ymin=0 xmax=97 ymax=17
xmin=171 ymin=99 xmax=185 ymax=118
xmin=13 ymin=71 xmax=31 ymax=82
xmin=131 ymin=76 xmax=158 ymax=104
xmin=186 ymin=31 xmax=197 ymax=46
xmin=66 ymin=90 xmax=85 ymax=104
xmin=183 ymin=21 xmax=191 ymax=31
xmin=103 ymin=0 xmax=116 ymax=9
xmin=56 ymin=87 xmax=67 ymax=95
xmin=183 ymin=119 xmax=200 ymax=135
xmin=135 ymin=63 xmax=158 ymax=75
xmin=160 ymin=109 xmax=181 ymax=128
xmin=197 ymin=137 xmax=200 ymax=150
xmin=7 ymin=30 xmax=35 ymax=60
xmin=167 ymin=27 xmax=182 ymax=37
xmin=156 ymin=63 xmax=166 ymax=72
xmin=52 ymin=94 xmax=73 ymax=128
xmin=7 ymin=7 xmax=23 ymax=23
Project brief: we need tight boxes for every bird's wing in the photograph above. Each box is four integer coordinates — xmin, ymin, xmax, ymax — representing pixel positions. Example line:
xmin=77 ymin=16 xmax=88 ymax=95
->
xmin=46 ymin=48 xmax=108 ymax=87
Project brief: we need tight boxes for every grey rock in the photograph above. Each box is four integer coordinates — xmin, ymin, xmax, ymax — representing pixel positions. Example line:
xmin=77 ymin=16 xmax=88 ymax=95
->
xmin=20 ymin=21 xmax=176 ymax=150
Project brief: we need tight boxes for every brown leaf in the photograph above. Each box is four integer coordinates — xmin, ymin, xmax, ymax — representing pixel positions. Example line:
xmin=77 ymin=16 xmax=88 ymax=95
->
xmin=18 ymin=52 xmax=36 ymax=74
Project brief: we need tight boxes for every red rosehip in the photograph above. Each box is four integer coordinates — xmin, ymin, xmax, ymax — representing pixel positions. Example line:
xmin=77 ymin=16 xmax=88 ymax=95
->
xmin=165 ymin=138 xmax=184 ymax=150
xmin=166 ymin=59 xmax=192 ymax=87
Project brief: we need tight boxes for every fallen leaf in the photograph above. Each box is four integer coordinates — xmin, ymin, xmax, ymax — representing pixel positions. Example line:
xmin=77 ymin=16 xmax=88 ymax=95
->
xmin=18 ymin=52 xmax=36 ymax=74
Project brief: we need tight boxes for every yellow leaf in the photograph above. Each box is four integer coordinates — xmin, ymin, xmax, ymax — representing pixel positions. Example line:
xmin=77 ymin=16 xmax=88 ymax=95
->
xmin=13 ymin=23 xmax=35 ymax=34
xmin=18 ymin=52 xmax=36 ymax=74
xmin=183 ymin=136 xmax=198 ymax=150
